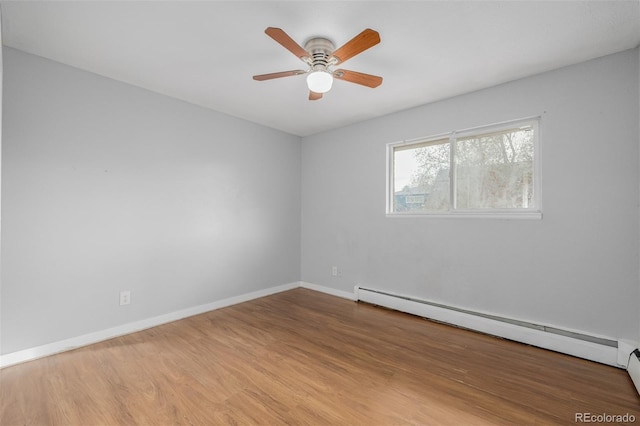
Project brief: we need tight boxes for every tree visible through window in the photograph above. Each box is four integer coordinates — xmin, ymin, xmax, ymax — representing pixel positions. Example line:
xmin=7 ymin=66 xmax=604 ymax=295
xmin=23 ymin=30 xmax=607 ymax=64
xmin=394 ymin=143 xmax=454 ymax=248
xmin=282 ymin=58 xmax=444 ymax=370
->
xmin=388 ymin=119 xmax=539 ymax=216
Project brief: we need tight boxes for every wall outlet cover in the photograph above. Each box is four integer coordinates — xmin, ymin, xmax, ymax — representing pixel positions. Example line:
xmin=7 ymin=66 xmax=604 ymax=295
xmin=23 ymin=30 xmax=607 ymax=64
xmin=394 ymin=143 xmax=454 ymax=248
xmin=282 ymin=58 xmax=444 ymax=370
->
xmin=119 ymin=291 xmax=131 ymax=306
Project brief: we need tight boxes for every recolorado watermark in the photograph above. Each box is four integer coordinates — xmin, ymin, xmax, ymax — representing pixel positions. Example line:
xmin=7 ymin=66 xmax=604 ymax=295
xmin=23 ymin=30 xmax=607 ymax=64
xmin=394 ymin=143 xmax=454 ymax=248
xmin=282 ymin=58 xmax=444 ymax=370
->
xmin=575 ymin=412 xmax=636 ymax=423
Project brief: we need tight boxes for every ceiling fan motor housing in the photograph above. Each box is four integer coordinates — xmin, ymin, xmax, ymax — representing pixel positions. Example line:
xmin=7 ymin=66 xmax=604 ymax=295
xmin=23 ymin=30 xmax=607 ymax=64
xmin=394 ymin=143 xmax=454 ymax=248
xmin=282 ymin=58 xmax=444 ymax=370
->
xmin=304 ymin=38 xmax=335 ymax=71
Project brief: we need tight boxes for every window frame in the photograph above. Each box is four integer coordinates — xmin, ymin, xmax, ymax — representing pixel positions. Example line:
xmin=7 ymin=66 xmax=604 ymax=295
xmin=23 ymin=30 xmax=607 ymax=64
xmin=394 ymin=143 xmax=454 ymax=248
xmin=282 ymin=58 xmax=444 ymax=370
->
xmin=386 ymin=117 xmax=542 ymax=219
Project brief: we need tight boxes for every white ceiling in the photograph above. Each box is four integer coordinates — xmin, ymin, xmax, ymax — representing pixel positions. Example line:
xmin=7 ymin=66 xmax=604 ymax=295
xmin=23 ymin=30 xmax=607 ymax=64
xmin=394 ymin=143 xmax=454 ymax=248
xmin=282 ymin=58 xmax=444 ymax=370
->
xmin=1 ymin=1 xmax=639 ymax=137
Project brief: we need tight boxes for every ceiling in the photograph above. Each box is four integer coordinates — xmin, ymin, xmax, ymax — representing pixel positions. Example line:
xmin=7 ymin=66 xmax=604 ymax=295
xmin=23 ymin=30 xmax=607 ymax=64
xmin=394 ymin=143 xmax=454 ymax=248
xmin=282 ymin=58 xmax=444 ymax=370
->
xmin=1 ymin=1 xmax=639 ymax=137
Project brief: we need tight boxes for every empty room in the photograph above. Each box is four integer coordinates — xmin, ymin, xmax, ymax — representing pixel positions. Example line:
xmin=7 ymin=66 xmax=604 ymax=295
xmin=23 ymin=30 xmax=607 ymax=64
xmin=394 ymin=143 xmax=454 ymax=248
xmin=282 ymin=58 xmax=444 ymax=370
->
xmin=1 ymin=1 xmax=640 ymax=424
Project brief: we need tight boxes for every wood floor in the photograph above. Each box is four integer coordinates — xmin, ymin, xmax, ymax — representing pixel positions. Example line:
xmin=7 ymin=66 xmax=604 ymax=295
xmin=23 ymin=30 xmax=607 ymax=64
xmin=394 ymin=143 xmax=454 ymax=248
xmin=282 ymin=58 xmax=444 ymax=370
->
xmin=1 ymin=288 xmax=639 ymax=425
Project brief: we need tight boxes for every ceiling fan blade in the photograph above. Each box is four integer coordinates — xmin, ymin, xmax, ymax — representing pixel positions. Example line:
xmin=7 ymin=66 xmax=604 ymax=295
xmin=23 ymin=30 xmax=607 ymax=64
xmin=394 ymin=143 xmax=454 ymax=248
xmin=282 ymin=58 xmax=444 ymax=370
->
xmin=334 ymin=69 xmax=383 ymax=88
xmin=253 ymin=70 xmax=306 ymax=81
xmin=329 ymin=29 xmax=380 ymax=65
xmin=309 ymin=91 xmax=323 ymax=101
xmin=265 ymin=27 xmax=309 ymax=60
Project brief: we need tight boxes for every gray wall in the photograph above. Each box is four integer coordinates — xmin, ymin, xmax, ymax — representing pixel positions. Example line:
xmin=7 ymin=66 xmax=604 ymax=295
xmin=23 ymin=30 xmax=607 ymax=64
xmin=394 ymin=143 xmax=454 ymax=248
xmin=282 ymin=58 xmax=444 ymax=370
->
xmin=2 ymin=46 xmax=638 ymax=355
xmin=1 ymin=47 xmax=301 ymax=354
xmin=301 ymin=48 xmax=640 ymax=341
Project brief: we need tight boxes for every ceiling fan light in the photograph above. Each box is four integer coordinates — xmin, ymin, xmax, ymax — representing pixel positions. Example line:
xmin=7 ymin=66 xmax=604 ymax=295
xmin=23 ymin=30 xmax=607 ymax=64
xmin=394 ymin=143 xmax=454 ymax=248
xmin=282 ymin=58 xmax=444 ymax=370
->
xmin=306 ymin=70 xmax=333 ymax=93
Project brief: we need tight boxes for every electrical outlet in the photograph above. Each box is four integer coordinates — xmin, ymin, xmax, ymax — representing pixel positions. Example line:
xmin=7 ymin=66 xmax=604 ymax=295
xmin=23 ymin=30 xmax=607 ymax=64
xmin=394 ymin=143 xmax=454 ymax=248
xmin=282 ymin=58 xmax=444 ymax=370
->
xmin=331 ymin=266 xmax=338 ymax=276
xmin=119 ymin=290 xmax=131 ymax=306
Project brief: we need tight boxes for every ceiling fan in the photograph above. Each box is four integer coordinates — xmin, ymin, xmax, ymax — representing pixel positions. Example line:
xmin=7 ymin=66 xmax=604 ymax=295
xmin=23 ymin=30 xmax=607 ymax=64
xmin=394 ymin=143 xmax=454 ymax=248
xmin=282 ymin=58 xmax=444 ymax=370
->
xmin=253 ymin=27 xmax=383 ymax=100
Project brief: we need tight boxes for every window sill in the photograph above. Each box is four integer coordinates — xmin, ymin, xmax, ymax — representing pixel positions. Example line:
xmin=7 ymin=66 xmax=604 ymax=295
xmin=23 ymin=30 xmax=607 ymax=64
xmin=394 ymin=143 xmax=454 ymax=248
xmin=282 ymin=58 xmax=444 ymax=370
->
xmin=386 ymin=210 xmax=542 ymax=220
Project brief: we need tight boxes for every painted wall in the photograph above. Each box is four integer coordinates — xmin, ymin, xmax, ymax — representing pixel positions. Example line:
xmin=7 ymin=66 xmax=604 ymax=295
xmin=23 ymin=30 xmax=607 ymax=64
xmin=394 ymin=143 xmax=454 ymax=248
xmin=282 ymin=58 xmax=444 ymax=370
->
xmin=1 ymin=48 xmax=301 ymax=354
xmin=301 ymin=48 xmax=640 ymax=341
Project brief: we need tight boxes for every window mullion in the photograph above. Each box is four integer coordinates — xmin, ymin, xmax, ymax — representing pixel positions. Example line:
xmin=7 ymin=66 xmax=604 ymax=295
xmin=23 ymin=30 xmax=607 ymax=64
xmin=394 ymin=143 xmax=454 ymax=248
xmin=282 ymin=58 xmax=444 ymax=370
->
xmin=449 ymin=133 xmax=457 ymax=211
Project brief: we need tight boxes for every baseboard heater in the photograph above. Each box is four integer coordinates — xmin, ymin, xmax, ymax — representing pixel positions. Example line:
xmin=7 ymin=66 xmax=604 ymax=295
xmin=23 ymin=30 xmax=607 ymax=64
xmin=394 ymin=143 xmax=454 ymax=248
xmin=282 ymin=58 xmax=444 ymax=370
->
xmin=629 ymin=349 xmax=640 ymax=395
xmin=355 ymin=286 xmax=620 ymax=367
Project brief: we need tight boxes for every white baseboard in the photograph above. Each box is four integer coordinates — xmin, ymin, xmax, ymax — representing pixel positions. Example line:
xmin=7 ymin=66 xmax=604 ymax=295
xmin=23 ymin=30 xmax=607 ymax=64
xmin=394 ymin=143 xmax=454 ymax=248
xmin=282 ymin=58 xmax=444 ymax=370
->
xmin=299 ymin=281 xmax=357 ymax=301
xmin=0 ymin=282 xmax=299 ymax=368
xmin=356 ymin=286 xmax=621 ymax=367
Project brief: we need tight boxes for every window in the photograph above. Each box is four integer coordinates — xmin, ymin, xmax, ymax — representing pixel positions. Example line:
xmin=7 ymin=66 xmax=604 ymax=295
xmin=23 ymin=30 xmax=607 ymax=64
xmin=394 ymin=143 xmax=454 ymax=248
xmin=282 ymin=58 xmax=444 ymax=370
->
xmin=387 ymin=118 xmax=540 ymax=218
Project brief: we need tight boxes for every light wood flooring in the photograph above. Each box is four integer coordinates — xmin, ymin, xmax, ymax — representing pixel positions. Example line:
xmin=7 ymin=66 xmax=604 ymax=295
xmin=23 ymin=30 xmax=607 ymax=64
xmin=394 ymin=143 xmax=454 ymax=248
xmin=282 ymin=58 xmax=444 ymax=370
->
xmin=1 ymin=288 xmax=639 ymax=425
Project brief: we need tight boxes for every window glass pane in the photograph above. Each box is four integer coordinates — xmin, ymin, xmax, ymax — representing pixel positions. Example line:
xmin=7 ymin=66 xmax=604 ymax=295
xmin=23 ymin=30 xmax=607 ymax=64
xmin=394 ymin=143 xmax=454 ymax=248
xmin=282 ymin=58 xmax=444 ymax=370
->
xmin=454 ymin=127 xmax=534 ymax=209
xmin=393 ymin=140 xmax=449 ymax=212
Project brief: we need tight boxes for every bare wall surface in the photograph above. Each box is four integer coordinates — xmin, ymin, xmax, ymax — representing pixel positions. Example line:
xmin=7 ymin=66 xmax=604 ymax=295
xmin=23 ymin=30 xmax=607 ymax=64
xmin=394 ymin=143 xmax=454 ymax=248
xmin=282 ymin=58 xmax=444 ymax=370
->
xmin=301 ymin=48 xmax=640 ymax=341
xmin=1 ymin=47 xmax=301 ymax=354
